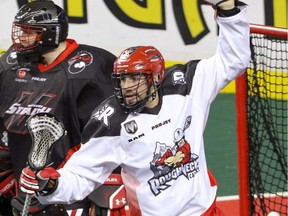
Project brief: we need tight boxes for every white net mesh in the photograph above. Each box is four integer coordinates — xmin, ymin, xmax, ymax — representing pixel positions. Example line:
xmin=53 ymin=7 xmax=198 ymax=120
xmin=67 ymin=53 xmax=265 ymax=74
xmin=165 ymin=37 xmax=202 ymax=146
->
xmin=27 ymin=114 xmax=65 ymax=169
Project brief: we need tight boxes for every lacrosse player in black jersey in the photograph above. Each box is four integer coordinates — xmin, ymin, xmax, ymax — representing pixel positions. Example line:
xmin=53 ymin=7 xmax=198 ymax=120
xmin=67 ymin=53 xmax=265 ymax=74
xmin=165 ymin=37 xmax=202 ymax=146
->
xmin=0 ymin=1 xmax=128 ymax=215
xmin=19 ymin=0 xmax=250 ymax=215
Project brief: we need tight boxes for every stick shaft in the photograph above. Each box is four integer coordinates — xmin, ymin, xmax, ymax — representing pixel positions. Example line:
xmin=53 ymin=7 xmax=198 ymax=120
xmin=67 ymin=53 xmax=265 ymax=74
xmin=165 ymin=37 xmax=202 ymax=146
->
xmin=21 ymin=194 xmax=32 ymax=216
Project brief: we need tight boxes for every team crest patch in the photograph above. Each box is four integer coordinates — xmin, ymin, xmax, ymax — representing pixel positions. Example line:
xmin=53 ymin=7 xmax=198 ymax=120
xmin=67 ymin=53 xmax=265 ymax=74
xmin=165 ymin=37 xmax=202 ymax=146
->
xmin=92 ymin=104 xmax=115 ymax=127
xmin=68 ymin=50 xmax=93 ymax=74
xmin=172 ymin=71 xmax=186 ymax=85
xmin=6 ymin=50 xmax=17 ymax=64
xmin=148 ymin=115 xmax=199 ymax=196
xmin=17 ymin=68 xmax=29 ymax=79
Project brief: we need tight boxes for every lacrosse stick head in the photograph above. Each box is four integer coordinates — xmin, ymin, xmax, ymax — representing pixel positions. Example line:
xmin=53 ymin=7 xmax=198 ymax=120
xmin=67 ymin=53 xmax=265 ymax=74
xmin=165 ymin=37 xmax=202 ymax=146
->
xmin=26 ymin=112 xmax=66 ymax=170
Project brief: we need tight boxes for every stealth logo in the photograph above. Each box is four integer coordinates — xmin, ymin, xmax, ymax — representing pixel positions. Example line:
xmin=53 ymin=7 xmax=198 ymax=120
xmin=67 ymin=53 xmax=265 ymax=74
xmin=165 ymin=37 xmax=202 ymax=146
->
xmin=6 ymin=103 xmax=52 ymax=116
xmin=68 ymin=50 xmax=93 ymax=74
xmin=92 ymin=105 xmax=115 ymax=127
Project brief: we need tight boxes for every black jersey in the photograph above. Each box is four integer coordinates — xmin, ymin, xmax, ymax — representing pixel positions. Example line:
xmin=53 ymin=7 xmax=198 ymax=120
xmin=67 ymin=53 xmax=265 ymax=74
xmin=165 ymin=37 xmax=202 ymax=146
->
xmin=0 ymin=39 xmax=116 ymax=181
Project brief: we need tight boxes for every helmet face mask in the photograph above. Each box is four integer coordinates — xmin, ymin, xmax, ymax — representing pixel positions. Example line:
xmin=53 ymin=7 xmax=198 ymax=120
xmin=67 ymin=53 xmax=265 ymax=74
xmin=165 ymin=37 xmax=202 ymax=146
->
xmin=11 ymin=0 xmax=68 ymax=64
xmin=112 ymin=71 xmax=155 ymax=113
xmin=12 ymin=24 xmax=43 ymax=52
xmin=112 ymin=46 xmax=164 ymax=113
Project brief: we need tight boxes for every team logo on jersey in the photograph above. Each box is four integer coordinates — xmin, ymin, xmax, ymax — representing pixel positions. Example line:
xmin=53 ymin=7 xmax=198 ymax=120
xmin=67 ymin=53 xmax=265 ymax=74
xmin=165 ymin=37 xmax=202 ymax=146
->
xmin=6 ymin=50 xmax=17 ymax=64
xmin=172 ymin=71 xmax=186 ymax=85
xmin=151 ymin=119 xmax=171 ymax=130
xmin=148 ymin=115 xmax=199 ymax=196
xmin=124 ymin=120 xmax=138 ymax=134
xmin=122 ymin=120 xmax=145 ymax=142
xmin=17 ymin=68 xmax=29 ymax=79
xmin=15 ymin=68 xmax=30 ymax=83
xmin=1 ymin=131 xmax=8 ymax=147
xmin=6 ymin=103 xmax=52 ymax=116
xmin=68 ymin=50 xmax=93 ymax=74
xmin=4 ymin=92 xmax=55 ymax=133
xmin=92 ymin=104 xmax=115 ymax=127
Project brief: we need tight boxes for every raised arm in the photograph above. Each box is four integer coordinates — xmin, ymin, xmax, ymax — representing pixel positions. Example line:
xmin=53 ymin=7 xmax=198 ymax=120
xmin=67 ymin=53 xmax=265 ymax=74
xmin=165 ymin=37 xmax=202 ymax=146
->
xmin=193 ymin=0 xmax=250 ymax=103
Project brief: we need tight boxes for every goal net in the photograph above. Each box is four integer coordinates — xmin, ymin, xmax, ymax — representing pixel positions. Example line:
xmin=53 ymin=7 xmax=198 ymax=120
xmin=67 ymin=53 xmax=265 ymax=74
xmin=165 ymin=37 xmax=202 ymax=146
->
xmin=236 ymin=24 xmax=287 ymax=216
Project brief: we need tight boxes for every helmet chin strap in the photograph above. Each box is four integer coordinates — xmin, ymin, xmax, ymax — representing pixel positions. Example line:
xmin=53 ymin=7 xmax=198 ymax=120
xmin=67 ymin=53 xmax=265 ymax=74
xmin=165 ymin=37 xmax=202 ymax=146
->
xmin=151 ymin=91 xmax=157 ymax=101
xmin=131 ymin=86 xmax=157 ymax=114
xmin=145 ymin=84 xmax=159 ymax=108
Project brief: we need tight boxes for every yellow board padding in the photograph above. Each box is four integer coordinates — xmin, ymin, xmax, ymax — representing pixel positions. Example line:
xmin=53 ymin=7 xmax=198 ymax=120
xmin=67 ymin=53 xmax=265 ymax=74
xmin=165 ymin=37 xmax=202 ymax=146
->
xmin=0 ymin=49 xmax=5 ymax=58
xmin=166 ymin=61 xmax=288 ymax=98
xmin=247 ymin=69 xmax=288 ymax=100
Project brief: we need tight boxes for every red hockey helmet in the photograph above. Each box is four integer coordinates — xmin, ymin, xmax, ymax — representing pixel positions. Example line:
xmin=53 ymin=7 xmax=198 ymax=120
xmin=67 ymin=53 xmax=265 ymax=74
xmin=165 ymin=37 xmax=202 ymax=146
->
xmin=112 ymin=46 xmax=165 ymax=113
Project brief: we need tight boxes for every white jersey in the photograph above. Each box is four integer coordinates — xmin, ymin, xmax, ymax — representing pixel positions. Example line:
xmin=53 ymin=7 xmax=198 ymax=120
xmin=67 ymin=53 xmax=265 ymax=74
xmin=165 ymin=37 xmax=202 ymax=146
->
xmin=38 ymin=6 xmax=250 ymax=216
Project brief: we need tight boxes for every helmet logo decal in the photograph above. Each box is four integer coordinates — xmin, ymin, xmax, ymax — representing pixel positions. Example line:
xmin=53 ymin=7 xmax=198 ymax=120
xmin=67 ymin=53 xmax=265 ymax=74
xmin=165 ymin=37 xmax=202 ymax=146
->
xmin=148 ymin=116 xmax=200 ymax=196
xmin=55 ymin=26 xmax=60 ymax=44
xmin=119 ymin=47 xmax=137 ymax=61
xmin=68 ymin=50 xmax=93 ymax=74
xmin=124 ymin=120 xmax=138 ymax=134
xmin=172 ymin=71 xmax=186 ymax=85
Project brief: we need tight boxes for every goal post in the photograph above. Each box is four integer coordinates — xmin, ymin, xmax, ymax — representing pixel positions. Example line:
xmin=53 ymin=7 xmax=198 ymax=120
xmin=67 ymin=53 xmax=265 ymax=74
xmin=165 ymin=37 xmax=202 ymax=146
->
xmin=236 ymin=24 xmax=287 ymax=216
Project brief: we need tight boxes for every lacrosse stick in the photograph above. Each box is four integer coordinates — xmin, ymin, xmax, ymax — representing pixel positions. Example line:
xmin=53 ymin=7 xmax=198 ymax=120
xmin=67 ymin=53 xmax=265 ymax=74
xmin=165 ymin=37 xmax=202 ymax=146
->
xmin=21 ymin=113 xmax=66 ymax=216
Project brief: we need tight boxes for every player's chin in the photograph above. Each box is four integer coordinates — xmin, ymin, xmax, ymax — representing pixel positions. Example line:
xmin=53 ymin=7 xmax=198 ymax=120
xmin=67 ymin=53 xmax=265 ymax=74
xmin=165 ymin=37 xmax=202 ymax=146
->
xmin=124 ymin=95 xmax=137 ymax=104
xmin=125 ymin=99 xmax=137 ymax=105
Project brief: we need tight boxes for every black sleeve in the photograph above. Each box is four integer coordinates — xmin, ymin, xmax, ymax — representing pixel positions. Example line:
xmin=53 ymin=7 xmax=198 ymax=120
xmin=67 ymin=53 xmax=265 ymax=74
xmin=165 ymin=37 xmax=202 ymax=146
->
xmin=72 ymin=48 xmax=116 ymax=131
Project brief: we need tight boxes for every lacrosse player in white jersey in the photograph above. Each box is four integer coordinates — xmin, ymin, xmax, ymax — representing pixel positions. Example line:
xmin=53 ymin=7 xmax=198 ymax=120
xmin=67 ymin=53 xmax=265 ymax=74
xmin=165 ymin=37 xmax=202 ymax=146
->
xmin=19 ymin=0 xmax=250 ymax=215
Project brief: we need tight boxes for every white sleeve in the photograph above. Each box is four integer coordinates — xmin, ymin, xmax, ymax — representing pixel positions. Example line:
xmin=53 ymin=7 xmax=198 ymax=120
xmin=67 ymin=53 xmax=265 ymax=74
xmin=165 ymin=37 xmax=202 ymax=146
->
xmin=192 ymin=5 xmax=251 ymax=103
xmin=37 ymin=136 xmax=121 ymax=204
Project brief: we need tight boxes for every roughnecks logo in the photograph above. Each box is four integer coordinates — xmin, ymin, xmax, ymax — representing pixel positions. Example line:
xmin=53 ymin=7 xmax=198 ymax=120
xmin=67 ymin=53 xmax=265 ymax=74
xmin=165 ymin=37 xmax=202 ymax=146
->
xmin=149 ymin=147 xmax=199 ymax=196
xmin=148 ymin=115 xmax=200 ymax=196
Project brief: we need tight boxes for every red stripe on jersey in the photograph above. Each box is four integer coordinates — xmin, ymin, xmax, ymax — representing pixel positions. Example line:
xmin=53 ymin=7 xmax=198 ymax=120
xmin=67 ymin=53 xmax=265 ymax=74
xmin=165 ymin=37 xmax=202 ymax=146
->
xmin=38 ymin=39 xmax=79 ymax=72
xmin=58 ymin=143 xmax=81 ymax=169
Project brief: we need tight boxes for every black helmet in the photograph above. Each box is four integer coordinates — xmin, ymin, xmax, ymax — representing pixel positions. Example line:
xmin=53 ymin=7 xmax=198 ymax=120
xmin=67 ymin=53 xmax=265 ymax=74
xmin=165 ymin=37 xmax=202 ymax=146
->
xmin=12 ymin=0 xmax=69 ymax=63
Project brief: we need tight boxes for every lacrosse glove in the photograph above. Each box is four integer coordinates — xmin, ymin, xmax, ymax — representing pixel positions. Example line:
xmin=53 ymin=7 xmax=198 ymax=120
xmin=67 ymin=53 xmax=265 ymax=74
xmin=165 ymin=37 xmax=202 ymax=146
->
xmin=20 ymin=166 xmax=60 ymax=196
